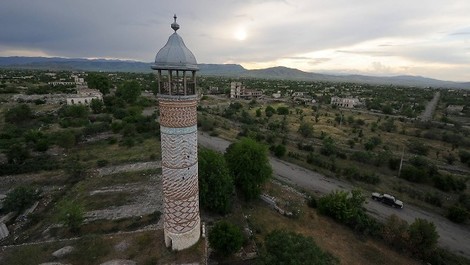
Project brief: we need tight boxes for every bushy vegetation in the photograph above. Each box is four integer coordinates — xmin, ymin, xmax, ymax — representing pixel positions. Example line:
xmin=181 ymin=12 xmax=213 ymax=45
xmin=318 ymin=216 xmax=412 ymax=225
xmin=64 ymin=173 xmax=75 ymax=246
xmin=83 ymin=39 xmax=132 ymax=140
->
xmin=198 ymin=148 xmax=233 ymax=214
xmin=258 ymin=230 xmax=338 ymax=265
xmin=382 ymin=215 xmax=439 ymax=260
xmin=225 ymin=138 xmax=272 ymax=201
xmin=209 ymin=221 xmax=244 ymax=257
xmin=2 ymin=186 xmax=39 ymax=213
xmin=317 ymin=190 xmax=380 ymax=235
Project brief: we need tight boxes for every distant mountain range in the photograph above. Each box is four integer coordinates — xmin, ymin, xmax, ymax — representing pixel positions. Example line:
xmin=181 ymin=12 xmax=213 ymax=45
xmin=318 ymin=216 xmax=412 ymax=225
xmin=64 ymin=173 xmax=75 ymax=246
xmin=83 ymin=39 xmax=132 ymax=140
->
xmin=1 ymin=56 xmax=469 ymax=89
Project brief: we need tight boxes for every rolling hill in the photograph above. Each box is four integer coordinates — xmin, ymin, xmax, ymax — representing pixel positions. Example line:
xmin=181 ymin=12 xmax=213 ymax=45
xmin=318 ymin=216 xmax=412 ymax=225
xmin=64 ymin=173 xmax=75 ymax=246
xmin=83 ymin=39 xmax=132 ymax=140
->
xmin=1 ymin=56 xmax=468 ymax=89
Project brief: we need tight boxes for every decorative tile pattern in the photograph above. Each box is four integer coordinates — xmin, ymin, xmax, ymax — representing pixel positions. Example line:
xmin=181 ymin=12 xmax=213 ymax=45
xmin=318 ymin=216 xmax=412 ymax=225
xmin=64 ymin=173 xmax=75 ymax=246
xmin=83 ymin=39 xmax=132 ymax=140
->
xmin=158 ymin=94 xmax=200 ymax=246
xmin=161 ymin=132 xmax=197 ymax=168
xmin=159 ymin=100 xmax=197 ymax=128
xmin=160 ymin=125 xmax=197 ymax=135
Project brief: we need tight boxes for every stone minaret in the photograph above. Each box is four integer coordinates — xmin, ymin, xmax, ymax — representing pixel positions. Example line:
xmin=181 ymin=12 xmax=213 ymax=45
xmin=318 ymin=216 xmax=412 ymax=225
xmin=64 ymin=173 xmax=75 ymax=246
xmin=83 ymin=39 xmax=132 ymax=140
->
xmin=152 ymin=15 xmax=200 ymax=250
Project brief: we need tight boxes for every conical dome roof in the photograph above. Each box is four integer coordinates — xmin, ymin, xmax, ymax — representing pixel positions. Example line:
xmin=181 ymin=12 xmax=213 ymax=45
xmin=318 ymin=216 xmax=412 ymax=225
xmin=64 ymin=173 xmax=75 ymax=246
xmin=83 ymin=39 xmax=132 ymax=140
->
xmin=152 ymin=15 xmax=198 ymax=71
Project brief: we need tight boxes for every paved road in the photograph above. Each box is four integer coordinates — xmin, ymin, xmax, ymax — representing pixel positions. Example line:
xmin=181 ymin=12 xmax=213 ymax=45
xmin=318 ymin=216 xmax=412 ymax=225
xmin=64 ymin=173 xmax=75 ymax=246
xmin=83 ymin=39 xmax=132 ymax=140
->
xmin=419 ymin=91 xmax=440 ymax=121
xmin=198 ymin=132 xmax=470 ymax=258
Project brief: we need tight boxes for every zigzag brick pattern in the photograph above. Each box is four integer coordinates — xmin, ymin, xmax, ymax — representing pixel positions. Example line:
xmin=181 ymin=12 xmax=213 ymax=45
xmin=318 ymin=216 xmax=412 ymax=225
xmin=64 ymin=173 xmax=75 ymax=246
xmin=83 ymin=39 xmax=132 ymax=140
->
xmin=159 ymin=100 xmax=197 ymax=128
xmin=161 ymin=132 xmax=197 ymax=168
xmin=159 ymin=94 xmax=200 ymax=247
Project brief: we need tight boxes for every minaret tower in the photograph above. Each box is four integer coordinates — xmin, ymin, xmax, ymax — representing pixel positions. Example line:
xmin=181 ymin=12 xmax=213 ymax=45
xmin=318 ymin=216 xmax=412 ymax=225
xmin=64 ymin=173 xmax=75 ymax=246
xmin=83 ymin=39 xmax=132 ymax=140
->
xmin=152 ymin=15 xmax=200 ymax=250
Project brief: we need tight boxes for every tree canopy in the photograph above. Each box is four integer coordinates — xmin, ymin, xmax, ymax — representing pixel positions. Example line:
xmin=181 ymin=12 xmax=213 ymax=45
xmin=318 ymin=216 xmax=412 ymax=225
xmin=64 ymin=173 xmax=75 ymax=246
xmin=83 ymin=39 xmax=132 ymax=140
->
xmin=259 ymin=230 xmax=338 ymax=265
xmin=116 ymin=80 xmax=141 ymax=103
xmin=57 ymin=200 xmax=84 ymax=233
xmin=408 ymin=218 xmax=439 ymax=259
xmin=199 ymin=148 xmax=233 ymax=214
xmin=298 ymin=122 xmax=314 ymax=138
xmin=4 ymin=104 xmax=33 ymax=125
xmin=86 ymin=73 xmax=112 ymax=95
xmin=3 ymin=186 xmax=39 ymax=213
xmin=225 ymin=137 xmax=272 ymax=201
xmin=208 ymin=221 xmax=244 ymax=257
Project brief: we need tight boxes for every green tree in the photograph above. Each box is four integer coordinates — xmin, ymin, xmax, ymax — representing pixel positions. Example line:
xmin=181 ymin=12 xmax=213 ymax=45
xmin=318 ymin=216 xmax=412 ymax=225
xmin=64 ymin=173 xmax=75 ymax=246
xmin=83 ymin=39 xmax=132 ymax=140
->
xmin=55 ymin=130 xmax=76 ymax=149
xmin=320 ymin=137 xmax=336 ymax=156
xmin=3 ymin=186 xmax=39 ymax=213
xmin=272 ymin=144 xmax=286 ymax=158
xmin=259 ymin=230 xmax=338 ymax=265
xmin=4 ymin=104 xmax=33 ymax=124
xmin=208 ymin=221 xmax=244 ymax=256
xmin=381 ymin=214 xmax=409 ymax=251
xmin=447 ymin=205 xmax=469 ymax=223
xmin=57 ymin=200 xmax=84 ymax=233
xmin=277 ymin=106 xmax=289 ymax=115
xmin=317 ymin=189 xmax=378 ymax=234
xmin=256 ymin=108 xmax=262 ymax=117
xmin=86 ymin=73 xmax=112 ymax=95
xmin=6 ymin=143 xmax=30 ymax=164
xmin=199 ymin=148 xmax=233 ymax=214
xmin=225 ymin=138 xmax=272 ymax=201
xmin=90 ymin=98 xmax=104 ymax=114
xmin=59 ymin=104 xmax=89 ymax=119
xmin=65 ymin=158 xmax=87 ymax=183
xmin=298 ymin=122 xmax=314 ymax=138
xmin=408 ymin=218 xmax=439 ymax=259
xmin=408 ymin=140 xmax=429 ymax=156
xmin=364 ymin=136 xmax=382 ymax=151
xmin=116 ymin=80 xmax=141 ymax=103
xmin=265 ymin=105 xmax=275 ymax=117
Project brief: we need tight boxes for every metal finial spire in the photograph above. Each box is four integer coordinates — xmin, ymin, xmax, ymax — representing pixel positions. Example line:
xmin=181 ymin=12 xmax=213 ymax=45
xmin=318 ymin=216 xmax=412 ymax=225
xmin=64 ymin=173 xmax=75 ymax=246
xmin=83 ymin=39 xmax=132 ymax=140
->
xmin=171 ymin=14 xmax=180 ymax=32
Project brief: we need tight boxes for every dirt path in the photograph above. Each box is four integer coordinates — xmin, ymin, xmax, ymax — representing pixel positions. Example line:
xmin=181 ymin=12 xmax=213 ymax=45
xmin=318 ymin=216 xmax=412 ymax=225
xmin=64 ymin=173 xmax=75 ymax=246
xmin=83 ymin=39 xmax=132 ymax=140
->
xmin=96 ymin=161 xmax=161 ymax=176
xmin=419 ymin=91 xmax=440 ymax=121
xmin=197 ymin=132 xmax=470 ymax=258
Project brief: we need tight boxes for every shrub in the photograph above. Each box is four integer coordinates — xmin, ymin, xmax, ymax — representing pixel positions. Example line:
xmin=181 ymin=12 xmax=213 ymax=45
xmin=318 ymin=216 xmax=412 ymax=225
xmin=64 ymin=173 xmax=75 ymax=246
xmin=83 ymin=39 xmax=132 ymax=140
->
xmin=447 ymin=205 xmax=469 ymax=223
xmin=272 ymin=144 xmax=286 ymax=158
xmin=307 ymin=196 xmax=317 ymax=208
xmin=433 ymin=174 xmax=466 ymax=192
xmin=259 ymin=230 xmax=338 ymax=265
xmin=459 ymin=149 xmax=470 ymax=164
xmin=350 ymin=151 xmax=373 ymax=164
xmin=382 ymin=214 xmax=409 ymax=252
xmin=424 ymin=193 xmax=442 ymax=207
xmin=96 ymin=159 xmax=109 ymax=167
xmin=399 ymin=165 xmax=427 ymax=183
xmin=209 ymin=221 xmax=244 ymax=256
xmin=408 ymin=218 xmax=439 ymax=259
xmin=407 ymin=140 xmax=429 ymax=156
xmin=3 ymin=186 xmax=39 ymax=213
xmin=317 ymin=189 xmax=379 ymax=235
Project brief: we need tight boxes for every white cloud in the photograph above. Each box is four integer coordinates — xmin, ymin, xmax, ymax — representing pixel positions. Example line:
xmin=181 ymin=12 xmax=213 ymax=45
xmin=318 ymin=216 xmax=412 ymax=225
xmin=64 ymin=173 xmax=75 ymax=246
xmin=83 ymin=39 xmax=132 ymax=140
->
xmin=0 ymin=0 xmax=469 ymax=81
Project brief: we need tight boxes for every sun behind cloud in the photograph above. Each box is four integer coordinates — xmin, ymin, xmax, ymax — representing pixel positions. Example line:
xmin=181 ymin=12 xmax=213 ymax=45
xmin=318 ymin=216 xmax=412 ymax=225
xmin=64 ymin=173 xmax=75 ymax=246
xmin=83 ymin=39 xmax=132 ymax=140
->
xmin=234 ymin=28 xmax=247 ymax=41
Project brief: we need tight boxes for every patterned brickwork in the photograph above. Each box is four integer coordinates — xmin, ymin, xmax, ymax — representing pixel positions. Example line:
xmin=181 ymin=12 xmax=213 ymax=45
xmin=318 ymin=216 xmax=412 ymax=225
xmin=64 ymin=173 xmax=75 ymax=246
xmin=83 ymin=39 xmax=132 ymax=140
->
xmin=161 ymin=131 xmax=197 ymax=168
xmin=158 ymin=95 xmax=200 ymax=249
xmin=163 ymin=193 xmax=200 ymax=233
xmin=159 ymin=99 xmax=197 ymax=128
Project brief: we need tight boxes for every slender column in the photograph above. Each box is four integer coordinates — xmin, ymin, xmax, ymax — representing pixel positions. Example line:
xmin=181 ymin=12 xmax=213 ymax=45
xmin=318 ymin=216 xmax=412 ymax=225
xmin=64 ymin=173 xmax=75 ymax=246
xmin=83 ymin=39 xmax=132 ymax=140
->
xmin=183 ymin=71 xmax=187 ymax=95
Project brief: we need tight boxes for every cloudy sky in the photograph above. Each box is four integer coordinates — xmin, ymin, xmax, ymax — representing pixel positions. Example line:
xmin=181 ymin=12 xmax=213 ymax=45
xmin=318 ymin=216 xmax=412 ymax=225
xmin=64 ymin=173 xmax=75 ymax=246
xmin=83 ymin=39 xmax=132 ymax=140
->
xmin=1 ymin=0 xmax=469 ymax=81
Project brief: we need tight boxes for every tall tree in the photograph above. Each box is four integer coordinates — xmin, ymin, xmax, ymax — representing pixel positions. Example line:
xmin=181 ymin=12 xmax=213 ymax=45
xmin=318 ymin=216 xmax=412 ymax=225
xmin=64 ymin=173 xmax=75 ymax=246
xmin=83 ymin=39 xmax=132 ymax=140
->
xmin=86 ymin=73 xmax=112 ymax=95
xmin=116 ymin=80 xmax=141 ymax=104
xmin=90 ymin=98 xmax=104 ymax=114
xmin=199 ymin=148 xmax=233 ymax=214
xmin=225 ymin=138 xmax=272 ymax=200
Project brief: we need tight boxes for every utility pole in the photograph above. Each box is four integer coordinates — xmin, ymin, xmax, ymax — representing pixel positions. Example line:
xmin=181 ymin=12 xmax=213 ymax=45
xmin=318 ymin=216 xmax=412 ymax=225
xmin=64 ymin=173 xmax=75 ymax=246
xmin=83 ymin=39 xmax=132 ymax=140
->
xmin=398 ymin=146 xmax=405 ymax=177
